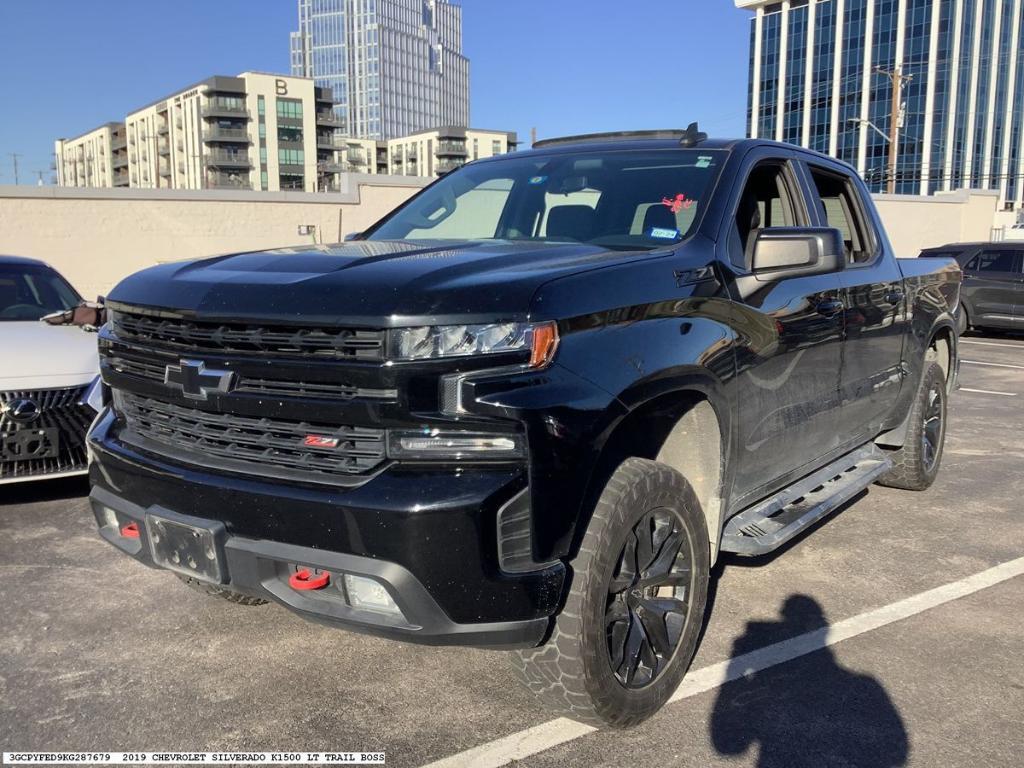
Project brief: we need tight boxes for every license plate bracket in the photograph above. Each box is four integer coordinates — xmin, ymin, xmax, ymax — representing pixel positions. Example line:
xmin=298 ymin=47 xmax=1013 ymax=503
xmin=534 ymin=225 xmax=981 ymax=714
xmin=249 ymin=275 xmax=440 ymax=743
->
xmin=1 ymin=427 xmax=60 ymax=462
xmin=146 ymin=510 xmax=227 ymax=584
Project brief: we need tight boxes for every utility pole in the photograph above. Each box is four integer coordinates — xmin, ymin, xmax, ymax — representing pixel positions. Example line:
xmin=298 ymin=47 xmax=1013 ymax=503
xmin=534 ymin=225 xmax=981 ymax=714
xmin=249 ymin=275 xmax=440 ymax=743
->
xmin=8 ymin=152 xmax=22 ymax=185
xmin=33 ymin=170 xmax=45 ymax=186
xmin=875 ymin=65 xmax=913 ymax=194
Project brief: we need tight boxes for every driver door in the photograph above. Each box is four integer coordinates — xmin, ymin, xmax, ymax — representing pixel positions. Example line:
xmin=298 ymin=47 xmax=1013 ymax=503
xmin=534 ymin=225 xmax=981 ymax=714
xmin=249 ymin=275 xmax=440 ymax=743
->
xmin=723 ymin=155 xmax=846 ymax=505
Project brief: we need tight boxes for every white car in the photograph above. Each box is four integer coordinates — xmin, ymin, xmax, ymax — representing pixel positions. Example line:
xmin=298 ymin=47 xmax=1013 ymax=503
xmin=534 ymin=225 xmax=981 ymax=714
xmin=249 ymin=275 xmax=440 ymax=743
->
xmin=1 ymin=255 xmax=102 ymax=484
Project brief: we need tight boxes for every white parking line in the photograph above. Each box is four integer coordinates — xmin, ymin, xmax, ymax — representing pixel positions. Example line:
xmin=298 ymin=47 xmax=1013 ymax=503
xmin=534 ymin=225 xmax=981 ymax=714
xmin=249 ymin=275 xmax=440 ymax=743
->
xmin=420 ymin=556 xmax=1024 ymax=768
xmin=962 ymin=360 xmax=1024 ymax=371
xmin=960 ymin=340 xmax=1024 ymax=349
xmin=960 ymin=388 xmax=1018 ymax=397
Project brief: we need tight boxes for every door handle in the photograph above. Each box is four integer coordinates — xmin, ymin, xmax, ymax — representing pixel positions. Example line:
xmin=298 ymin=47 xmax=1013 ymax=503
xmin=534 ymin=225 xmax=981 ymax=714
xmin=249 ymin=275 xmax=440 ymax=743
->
xmin=816 ymin=299 xmax=845 ymax=317
xmin=884 ymin=290 xmax=905 ymax=304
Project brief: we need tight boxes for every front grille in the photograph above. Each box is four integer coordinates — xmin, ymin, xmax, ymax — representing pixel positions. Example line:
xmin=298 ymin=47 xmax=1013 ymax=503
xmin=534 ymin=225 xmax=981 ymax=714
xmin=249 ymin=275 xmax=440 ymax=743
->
xmin=1 ymin=386 xmax=93 ymax=481
xmin=105 ymin=355 xmax=397 ymax=402
xmin=109 ymin=308 xmax=386 ymax=361
xmin=115 ymin=392 xmax=387 ymax=485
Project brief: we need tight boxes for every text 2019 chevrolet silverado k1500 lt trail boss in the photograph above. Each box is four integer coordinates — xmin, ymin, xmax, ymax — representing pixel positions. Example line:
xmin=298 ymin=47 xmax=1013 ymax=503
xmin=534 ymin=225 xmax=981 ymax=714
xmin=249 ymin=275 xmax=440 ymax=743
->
xmin=87 ymin=127 xmax=961 ymax=726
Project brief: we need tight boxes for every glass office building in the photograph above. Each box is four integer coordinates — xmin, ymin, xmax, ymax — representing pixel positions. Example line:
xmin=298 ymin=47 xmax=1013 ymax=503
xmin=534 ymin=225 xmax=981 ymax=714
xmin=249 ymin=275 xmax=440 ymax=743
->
xmin=738 ymin=0 xmax=1024 ymax=208
xmin=290 ymin=0 xmax=470 ymax=140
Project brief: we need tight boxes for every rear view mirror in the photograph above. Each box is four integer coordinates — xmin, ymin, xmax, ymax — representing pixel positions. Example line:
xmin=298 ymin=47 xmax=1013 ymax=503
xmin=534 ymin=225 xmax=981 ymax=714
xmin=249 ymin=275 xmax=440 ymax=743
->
xmin=752 ymin=227 xmax=845 ymax=279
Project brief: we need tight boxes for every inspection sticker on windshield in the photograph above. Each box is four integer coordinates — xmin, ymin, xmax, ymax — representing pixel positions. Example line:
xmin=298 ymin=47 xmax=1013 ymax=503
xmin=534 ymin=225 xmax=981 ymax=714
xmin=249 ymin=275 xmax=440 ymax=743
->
xmin=696 ymin=156 xmax=713 ymax=168
xmin=529 ymin=175 xmax=548 ymax=185
xmin=648 ymin=227 xmax=680 ymax=240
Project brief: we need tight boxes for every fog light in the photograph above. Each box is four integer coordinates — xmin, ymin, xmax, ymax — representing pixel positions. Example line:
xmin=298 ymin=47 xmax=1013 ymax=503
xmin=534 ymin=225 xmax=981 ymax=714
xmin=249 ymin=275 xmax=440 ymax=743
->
xmin=344 ymin=574 xmax=403 ymax=617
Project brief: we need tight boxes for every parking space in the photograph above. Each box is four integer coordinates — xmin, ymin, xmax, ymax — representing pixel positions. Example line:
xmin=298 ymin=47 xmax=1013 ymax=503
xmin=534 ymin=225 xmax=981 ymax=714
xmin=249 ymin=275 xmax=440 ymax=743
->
xmin=2 ymin=334 xmax=1023 ymax=768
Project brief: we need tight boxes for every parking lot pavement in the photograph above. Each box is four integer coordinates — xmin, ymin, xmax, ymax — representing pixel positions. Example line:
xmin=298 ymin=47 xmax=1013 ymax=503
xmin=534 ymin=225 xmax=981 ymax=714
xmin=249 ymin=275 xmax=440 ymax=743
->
xmin=2 ymin=333 xmax=1023 ymax=768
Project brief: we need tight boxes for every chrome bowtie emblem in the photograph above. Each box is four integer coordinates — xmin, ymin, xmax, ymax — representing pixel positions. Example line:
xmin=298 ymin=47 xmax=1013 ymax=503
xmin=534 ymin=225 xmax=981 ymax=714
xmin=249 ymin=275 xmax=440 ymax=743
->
xmin=164 ymin=359 xmax=236 ymax=400
xmin=3 ymin=398 xmax=41 ymax=424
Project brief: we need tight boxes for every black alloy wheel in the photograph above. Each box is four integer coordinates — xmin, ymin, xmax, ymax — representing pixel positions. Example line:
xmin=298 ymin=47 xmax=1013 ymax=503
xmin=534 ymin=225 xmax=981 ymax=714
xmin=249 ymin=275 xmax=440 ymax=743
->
xmin=605 ymin=509 xmax=695 ymax=688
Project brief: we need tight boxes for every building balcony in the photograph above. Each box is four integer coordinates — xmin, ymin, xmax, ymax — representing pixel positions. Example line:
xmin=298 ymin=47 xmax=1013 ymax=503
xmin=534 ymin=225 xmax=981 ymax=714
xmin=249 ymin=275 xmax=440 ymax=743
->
xmin=346 ymin=149 xmax=367 ymax=165
xmin=201 ymin=104 xmax=249 ymax=119
xmin=111 ymin=137 xmax=128 ymax=150
xmin=156 ymin=124 xmax=169 ymax=136
xmin=113 ymin=172 xmax=129 ymax=187
xmin=316 ymin=111 xmax=344 ymax=127
xmin=158 ymin=165 xmax=171 ymax=178
xmin=317 ymin=136 xmax=344 ymax=150
xmin=319 ymin=161 xmax=344 ymax=173
xmin=206 ymin=151 xmax=252 ymax=169
xmin=158 ymin=141 xmax=170 ymax=156
xmin=202 ymin=127 xmax=250 ymax=143
xmin=112 ymin=155 xmax=129 ymax=169
xmin=436 ymin=141 xmax=467 ymax=157
xmin=436 ymin=159 xmax=465 ymax=174
xmin=207 ymin=174 xmax=250 ymax=189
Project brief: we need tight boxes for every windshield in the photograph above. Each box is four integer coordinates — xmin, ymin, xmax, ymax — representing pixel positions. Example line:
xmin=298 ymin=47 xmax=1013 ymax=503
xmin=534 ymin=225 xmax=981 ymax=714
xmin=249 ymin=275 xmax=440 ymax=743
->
xmin=367 ymin=148 xmax=725 ymax=250
xmin=0 ymin=263 xmax=81 ymax=321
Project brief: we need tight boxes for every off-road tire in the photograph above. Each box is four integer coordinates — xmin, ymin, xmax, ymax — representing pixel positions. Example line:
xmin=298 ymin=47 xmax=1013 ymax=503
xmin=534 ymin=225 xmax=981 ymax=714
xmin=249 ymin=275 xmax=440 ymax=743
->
xmin=876 ymin=362 xmax=947 ymax=491
xmin=956 ymin=303 xmax=968 ymax=335
xmin=511 ymin=458 xmax=710 ymax=728
xmin=176 ymin=574 xmax=269 ymax=605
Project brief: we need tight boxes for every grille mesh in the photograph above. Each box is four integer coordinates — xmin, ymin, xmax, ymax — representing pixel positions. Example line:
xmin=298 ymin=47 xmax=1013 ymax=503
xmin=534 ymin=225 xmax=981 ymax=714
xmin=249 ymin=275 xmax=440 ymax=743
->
xmin=115 ymin=392 xmax=387 ymax=484
xmin=110 ymin=309 xmax=386 ymax=361
xmin=1 ymin=385 xmax=93 ymax=481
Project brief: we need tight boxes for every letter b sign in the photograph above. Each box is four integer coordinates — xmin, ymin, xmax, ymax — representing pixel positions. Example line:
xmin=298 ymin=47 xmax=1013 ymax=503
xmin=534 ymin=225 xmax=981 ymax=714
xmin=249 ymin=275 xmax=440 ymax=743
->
xmin=275 ymin=79 xmax=288 ymax=95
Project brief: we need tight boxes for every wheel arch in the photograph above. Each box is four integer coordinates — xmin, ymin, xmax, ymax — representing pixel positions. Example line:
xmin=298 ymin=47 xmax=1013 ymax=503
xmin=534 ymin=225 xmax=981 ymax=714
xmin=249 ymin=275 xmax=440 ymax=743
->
xmin=575 ymin=381 xmax=731 ymax=565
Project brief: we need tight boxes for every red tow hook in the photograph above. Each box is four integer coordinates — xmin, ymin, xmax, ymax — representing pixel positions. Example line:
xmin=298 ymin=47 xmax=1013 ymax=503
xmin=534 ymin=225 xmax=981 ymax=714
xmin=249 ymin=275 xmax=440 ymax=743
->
xmin=289 ymin=568 xmax=330 ymax=591
xmin=120 ymin=521 xmax=141 ymax=539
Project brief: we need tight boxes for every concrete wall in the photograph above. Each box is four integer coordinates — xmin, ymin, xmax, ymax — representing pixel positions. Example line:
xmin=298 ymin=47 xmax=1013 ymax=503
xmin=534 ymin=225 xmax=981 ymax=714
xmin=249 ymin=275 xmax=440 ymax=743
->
xmin=0 ymin=175 xmax=426 ymax=299
xmin=0 ymin=178 xmax=1014 ymax=302
xmin=872 ymin=189 xmax=1003 ymax=257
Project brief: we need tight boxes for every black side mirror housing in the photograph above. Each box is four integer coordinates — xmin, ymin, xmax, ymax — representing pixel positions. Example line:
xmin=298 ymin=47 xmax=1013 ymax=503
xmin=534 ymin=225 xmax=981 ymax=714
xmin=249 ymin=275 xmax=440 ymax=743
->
xmin=343 ymin=231 xmax=363 ymax=242
xmin=752 ymin=227 xmax=845 ymax=280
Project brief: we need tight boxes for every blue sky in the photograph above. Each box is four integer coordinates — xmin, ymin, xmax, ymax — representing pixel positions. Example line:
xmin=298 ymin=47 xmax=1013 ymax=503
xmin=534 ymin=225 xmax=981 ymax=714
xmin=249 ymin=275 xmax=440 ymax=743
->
xmin=0 ymin=1 xmax=751 ymax=185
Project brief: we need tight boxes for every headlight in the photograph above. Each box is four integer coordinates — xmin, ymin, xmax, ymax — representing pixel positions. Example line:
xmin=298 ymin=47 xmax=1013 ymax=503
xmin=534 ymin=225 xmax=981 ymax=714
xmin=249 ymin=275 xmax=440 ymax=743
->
xmin=389 ymin=321 xmax=558 ymax=367
xmin=81 ymin=375 xmax=109 ymax=413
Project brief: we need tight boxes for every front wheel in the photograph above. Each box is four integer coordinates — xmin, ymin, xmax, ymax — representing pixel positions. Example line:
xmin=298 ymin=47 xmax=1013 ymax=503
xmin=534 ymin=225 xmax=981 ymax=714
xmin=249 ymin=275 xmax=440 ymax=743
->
xmin=956 ymin=303 xmax=968 ymax=335
xmin=511 ymin=458 xmax=710 ymax=728
xmin=876 ymin=362 xmax=948 ymax=491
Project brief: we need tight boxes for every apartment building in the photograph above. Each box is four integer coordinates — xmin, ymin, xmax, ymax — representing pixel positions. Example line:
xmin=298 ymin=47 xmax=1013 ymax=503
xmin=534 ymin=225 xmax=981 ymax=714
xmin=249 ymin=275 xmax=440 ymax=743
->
xmin=120 ymin=72 xmax=343 ymax=192
xmin=55 ymin=123 xmax=129 ymax=188
xmin=384 ymin=127 xmax=517 ymax=176
xmin=738 ymin=0 xmax=1024 ymax=208
xmin=290 ymin=0 xmax=470 ymax=140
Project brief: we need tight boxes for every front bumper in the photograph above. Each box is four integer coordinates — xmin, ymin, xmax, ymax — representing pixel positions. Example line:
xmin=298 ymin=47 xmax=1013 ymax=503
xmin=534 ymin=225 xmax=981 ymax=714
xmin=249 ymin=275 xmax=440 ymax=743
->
xmin=88 ymin=409 xmax=564 ymax=649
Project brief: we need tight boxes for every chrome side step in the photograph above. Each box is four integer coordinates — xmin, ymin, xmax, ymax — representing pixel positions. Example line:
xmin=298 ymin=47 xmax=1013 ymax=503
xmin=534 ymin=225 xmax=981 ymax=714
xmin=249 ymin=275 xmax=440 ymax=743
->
xmin=720 ymin=444 xmax=893 ymax=556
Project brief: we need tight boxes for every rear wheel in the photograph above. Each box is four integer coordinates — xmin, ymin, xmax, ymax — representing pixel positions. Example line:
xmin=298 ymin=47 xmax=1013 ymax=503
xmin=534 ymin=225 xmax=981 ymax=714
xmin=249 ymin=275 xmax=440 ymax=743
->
xmin=956 ymin=303 xmax=968 ymax=335
xmin=876 ymin=362 xmax=947 ymax=491
xmin=511 ymin=458 xmax=709 ymax=728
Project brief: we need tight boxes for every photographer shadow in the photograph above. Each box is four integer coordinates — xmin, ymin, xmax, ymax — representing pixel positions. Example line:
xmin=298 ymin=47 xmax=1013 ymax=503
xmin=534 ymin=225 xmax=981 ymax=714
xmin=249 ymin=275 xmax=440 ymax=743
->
xmin=710 ymin=594 xmax=909 ymax=768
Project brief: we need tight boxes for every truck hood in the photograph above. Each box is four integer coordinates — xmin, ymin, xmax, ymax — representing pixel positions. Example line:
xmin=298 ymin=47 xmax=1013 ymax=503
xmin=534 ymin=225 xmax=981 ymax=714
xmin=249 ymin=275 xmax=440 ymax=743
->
xmin=0 ymin=322 xmax=100 ymax=391
xmin=107 ymin=240 xmax=661 ymax=325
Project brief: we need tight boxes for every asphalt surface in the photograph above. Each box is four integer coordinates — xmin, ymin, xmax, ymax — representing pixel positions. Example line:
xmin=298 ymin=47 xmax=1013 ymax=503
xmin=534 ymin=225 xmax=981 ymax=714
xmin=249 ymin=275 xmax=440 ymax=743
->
xmin=2 ymin=331 xmax=1023 ymax=768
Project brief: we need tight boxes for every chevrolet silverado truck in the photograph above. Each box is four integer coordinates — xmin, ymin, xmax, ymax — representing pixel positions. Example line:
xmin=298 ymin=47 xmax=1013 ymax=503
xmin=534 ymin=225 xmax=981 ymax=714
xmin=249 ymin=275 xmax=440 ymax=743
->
xmin=87 ymin=127 xmax=961 ymax=727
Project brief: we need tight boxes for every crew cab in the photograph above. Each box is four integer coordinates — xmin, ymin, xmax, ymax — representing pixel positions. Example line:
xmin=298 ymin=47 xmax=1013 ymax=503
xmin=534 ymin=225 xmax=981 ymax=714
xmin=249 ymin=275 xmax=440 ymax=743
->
xmin=87 ymin=128 xmax=960 ymax=726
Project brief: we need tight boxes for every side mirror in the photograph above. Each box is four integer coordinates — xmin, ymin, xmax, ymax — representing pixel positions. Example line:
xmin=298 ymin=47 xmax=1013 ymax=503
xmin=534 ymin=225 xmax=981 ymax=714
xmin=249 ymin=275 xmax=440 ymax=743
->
xmin=752 ymin=227 xmax=845 ymax=279
xmin=343 ymin=231 xmax=363 ymax=242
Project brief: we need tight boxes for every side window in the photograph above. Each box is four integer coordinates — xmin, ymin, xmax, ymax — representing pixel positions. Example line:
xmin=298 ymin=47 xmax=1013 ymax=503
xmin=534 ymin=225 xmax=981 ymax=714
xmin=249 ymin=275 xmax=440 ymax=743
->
xmin=730 ymin=161 xmax=802 ymax=268
xmin=966 ymin=250 xmax=1023 ymax=273
xmin=808 ymin=167 xmax=877 ymax=265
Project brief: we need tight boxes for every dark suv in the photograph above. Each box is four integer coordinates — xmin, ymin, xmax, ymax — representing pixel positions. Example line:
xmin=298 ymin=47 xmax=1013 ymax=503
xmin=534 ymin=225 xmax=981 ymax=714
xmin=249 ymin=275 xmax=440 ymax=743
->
xmin=920 ymin=241 xmax=1024 ymax=333
xmin=88 ymin=129 xmax=960 ymax=726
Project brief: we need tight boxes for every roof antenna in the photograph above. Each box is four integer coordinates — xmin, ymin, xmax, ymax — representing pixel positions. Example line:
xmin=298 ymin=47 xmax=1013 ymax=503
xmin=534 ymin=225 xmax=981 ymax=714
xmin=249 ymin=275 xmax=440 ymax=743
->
xmin=680 ymin=122 xmax=707 ymax=147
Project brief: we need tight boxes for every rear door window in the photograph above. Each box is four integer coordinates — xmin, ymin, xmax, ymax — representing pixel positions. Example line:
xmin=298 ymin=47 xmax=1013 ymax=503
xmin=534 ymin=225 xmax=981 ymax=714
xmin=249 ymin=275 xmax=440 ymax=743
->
xmin=806 ymin=166 xmax=878 ymax=265
xmin=965 ymin=250 xmax=1023 ymax=273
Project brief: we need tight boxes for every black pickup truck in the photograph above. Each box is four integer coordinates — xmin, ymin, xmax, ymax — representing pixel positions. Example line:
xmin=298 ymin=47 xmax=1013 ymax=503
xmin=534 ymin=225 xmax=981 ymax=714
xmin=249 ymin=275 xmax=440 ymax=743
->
xmin=88 ymin=128 xmax=961 ymax=727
